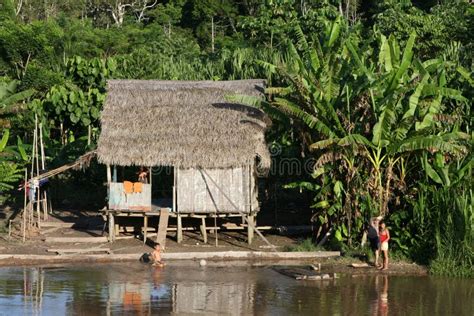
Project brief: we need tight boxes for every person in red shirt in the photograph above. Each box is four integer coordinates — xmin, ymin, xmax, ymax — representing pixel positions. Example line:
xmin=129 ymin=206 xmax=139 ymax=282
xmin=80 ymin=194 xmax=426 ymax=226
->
xmin=378 ymin=221 xmax=390 ymax=270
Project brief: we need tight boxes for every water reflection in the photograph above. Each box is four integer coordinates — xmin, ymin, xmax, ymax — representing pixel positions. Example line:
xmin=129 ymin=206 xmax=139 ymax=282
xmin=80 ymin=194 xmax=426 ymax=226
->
xmin=371 ymin=275 xmax=389 ymax=316
xmin=0 ymin=264 xmax=472 ymax=315
xmin=22 ymin=267 xmax=45 ymax=315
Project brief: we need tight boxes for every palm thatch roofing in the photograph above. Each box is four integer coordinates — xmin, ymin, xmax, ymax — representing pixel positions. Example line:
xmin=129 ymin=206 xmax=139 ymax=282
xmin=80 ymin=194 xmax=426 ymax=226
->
xmin=97 ymin=79 xmax=270 ymax=170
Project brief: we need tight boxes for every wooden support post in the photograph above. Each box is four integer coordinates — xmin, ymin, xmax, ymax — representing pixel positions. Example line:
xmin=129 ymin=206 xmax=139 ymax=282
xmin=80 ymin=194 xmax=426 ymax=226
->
xmin=108 ymin=213 xmax=115 ymax=242
xmin=106 ymin=165 xmax=111 ymax=208
xmin=177 ymin=214 xmax=183 ymax=243
xmin=200 ymin=218 xmax=207 ymax=244
xmin=143 ymin=215 xmax=148 ymax=244
xmin=247 ymin=214 xmax=255 ymax=245
xmin=112 ymin=166 xmax=117 ymax=182
xmin=114 ymin=223 xmax=120 ymax=236
xmin=173 ymin=167 xmax=177 ymax=212
xmin=106 ymin=165 xmax=111 ymax=183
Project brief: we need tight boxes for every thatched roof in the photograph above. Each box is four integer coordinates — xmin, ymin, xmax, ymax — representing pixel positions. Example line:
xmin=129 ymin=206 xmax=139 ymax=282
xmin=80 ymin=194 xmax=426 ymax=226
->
xmin=97 ymin=80 xmax=270 ymax=169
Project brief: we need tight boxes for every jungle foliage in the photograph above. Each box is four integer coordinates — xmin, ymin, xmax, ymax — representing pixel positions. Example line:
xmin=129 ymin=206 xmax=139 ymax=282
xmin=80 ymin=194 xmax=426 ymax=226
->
xmin=0 ymin=0 xmax=472 ymax=276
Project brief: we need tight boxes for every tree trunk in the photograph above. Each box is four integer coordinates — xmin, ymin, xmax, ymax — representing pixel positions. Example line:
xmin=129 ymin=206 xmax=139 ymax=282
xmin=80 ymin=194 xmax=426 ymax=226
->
xmin=15 ymin=0 xmax=23 ymax=16
xmin=136 ymin=0 xmax=157 ymax=23
xmin=110 ymin=2 xmax=133 ymax=27
xmin=211 ymin=16 xmax=215 ymax=53
xmin=382 ymin=160 xmax=394 ymax=216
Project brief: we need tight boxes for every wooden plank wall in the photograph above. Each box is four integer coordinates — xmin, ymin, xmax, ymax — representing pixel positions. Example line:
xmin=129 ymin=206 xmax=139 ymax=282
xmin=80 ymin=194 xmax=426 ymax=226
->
xmin=176 ymin=167 xmax=258 ymax=213
xmin=109 ymin=182 xmax=152 ymax=211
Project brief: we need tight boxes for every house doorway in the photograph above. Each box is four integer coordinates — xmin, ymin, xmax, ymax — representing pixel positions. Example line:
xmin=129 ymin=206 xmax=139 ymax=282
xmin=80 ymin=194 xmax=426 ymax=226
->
xmin=150 ymin=166 xmax=174 ymax=210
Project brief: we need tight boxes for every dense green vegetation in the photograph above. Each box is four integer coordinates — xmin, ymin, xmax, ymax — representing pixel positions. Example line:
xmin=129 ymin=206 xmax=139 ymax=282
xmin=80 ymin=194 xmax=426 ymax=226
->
xmin=0 ymin=0 xmax=472 ymax=277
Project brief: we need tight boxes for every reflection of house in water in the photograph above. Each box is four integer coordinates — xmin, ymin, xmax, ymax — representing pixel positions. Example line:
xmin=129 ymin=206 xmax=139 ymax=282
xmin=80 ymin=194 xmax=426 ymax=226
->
xmin=105 ymin=265 xmax=172 ymax=315
xmin=108 ymin=282 xmax=151 ymax=314
xmin=169 ymin=269 xmax=255 ymax=315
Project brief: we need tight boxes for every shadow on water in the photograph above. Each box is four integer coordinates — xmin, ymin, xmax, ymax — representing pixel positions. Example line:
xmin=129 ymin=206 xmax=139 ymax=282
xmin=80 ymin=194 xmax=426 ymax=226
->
xmin=0 ymin=263 xmax=472 ymax=315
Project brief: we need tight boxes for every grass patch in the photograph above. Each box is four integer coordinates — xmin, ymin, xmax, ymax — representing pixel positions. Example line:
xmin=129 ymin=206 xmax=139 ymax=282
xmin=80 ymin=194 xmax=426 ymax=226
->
xmin=285 ymin=238 xmax=325 ymax=252
xmin=430 ymin=257 xmax=473 ymax=278
xmin=429 ymin=241 xmax=473 ymax=278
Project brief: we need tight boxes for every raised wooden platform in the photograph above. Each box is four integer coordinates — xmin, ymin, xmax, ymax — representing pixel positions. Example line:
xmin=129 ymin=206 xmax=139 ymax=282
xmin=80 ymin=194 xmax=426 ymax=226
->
xmin=101 ymin=209 xmax=257 ymax=245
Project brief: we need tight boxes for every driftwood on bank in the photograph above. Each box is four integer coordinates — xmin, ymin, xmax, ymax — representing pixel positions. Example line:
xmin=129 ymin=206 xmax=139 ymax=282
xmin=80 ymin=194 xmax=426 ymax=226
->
xmin=274 ymin=266 xmax=338 ymax=280
xmin=351 ymin=263 xmax=371 ymax=268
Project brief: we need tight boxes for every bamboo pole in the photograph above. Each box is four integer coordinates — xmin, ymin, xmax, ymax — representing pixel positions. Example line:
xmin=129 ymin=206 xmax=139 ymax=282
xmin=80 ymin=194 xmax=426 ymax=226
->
xmin=248 ymin=165 xmax=254 ymax=245
xmin=30 ymin=117 xmax=36 ymax=179
xmin=34 ymin=115 xmax=41 ymax=229
xmin=39 ymin=122 xmax=45 ymax=170
xmin=39 ymin=121 xmax=48 ymax=220
xmin=87 ymin=125 xmax=91 ymax=146
xmin=22 ymin=168 xmax=27 ymax=242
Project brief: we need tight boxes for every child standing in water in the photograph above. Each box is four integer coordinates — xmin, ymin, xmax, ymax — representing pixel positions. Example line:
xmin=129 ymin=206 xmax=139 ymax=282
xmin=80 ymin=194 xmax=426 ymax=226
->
xmin=151 ymin=243 xmax=165 ymax=267
xmin=378 ymin=221 xmax=390 ymax=270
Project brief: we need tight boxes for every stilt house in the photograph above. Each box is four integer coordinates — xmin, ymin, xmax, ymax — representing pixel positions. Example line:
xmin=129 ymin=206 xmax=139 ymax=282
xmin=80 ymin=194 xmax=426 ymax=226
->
xmin=97 ymin=80 xmax=270 ymax=243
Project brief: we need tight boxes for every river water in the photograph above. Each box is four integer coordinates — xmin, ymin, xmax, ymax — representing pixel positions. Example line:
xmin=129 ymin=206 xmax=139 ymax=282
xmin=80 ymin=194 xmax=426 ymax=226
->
xmin=0 ymin=263 xmax=472 ymax=315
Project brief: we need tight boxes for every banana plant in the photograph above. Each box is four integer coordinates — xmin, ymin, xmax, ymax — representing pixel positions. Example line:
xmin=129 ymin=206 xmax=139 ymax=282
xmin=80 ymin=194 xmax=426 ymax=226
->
xmin=0 ymin=78 xmax=34 ymax=128
xmin=233 ymin=17 xmax=363 ymax=243
xmin=234 ymin=20 xmax=471 ymax=245
xmin=312 ymin=32 xmax=470 ymax=216
xmin=0 ymin=129 xmax=24 ymax=196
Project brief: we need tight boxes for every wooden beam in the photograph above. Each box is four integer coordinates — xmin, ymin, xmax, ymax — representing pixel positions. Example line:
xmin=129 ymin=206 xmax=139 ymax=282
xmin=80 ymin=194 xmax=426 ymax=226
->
xmin=41 ymin=222 xmax=76 ymax=228
xmin=108 ymin=213 xmax=115 ymax=242
xmin=112 ymin=165 xmax=117 ymax=182
xmin=173 ymin=167 xmax=177 ymax=212
xmin=45 ymin=237 xmax=108 ymax=243
xmin=47 ymin=248 xmax=111 ymax=254
xmin=156 ymin=209 xmax=170 ymax=248
xmin=143 ymin=215 xmax=148 ymax=244
xmin=106 ymin=165 xmax=111 ymax=184
xmin=247 ymin=215 xmax=255 ymax=245
xmin=176 ymin=214 xmax=183 ymax=243
xmin=200 ymin=217 xmax=207 ymax=244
